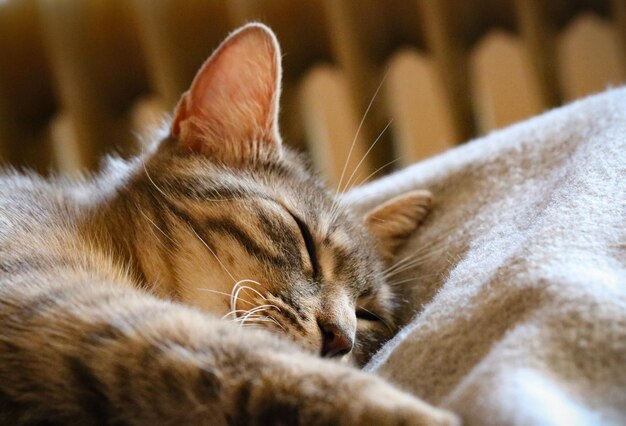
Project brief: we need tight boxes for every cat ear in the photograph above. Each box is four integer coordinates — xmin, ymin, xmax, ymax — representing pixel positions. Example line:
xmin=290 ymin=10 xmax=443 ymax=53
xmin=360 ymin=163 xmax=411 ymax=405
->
xmin=365 ymin=190 xmax=432 ymax=263
xmin=170 ymin=23 xmax=282 ymax=163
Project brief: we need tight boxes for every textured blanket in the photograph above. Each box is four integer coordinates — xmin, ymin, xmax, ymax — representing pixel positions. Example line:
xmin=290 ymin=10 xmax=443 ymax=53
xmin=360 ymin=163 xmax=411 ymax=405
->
xmin=345 ymin=88 xmax=626 ymax=425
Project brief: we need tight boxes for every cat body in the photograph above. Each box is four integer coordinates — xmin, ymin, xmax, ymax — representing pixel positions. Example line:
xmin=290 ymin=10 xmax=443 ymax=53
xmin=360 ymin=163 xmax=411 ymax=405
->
xmin=0 ymin=24 xmax=455 ymax=425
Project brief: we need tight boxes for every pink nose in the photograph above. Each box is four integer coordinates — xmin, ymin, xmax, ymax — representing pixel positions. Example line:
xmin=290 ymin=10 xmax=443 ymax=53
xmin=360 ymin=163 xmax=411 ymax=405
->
xmin=319 ymin=323 xmax=353 ymax=357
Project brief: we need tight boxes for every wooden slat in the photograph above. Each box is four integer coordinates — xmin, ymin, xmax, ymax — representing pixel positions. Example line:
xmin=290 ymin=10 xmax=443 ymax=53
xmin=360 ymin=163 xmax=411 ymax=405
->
xmin=385 ymin=49 xmax=457 ymax=165
xmin=130 ymin=0 xmax=231 ymax=108
xmin=514 ymin=0 xmax=560 ymax=106
xmin=322 ymin=1 xmax=391 ymax=170
xmin=129 ymin=96 xmax=167 ymax=150
xmin=557 ymin=14 xmax=626 ymax=102
xmin=0 ymin=0 xmax=55 ymax=172
xmin=321 ymin=1 xmax=379 ymax=106
xmin=1 ymin=1 xmax=626 ymax=178
xmin=613 ymin=0 xmax=626 ymax=58
xmin=0 ymin=85 xmax=12 ymax=163
xmin=48 ymin=113 xmax=82 ymax=175
xmin=299 ymin=65 xmax=370 ymax=189
xmin=38 ymin=0 xmax=148 ymax=170
xmin=417 ymin=0 xmax=475 ymax=141
xmin=470 ymin=31 xmax=545 ymax=132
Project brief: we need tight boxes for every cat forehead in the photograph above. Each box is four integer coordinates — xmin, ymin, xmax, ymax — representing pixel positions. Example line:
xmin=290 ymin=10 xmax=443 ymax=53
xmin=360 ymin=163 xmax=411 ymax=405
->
xmin=146 ymin=142 xmax=371 ymax=258
xmin=160 ymin=149 xmax=331 ymax=208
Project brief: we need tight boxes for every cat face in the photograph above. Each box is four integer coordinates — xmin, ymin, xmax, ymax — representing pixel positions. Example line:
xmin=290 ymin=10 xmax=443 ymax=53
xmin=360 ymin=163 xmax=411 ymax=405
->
xmin=140 ymin=24 xmax=430 ymax=365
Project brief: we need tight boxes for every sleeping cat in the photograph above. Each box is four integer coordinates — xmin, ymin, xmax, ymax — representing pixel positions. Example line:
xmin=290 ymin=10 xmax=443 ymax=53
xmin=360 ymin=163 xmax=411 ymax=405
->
xmin=0 ymin=23 xmax=456 ymax=425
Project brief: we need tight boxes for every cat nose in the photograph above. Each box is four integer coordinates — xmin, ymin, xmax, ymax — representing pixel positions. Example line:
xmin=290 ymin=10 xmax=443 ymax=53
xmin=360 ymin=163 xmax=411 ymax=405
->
xmin=319 ymin=322 xmax=353 ymax=357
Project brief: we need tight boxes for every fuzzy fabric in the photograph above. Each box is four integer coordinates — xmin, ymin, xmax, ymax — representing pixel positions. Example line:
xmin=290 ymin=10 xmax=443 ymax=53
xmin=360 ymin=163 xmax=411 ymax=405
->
xmin=345 ymin=88 xmax=626 ymax=425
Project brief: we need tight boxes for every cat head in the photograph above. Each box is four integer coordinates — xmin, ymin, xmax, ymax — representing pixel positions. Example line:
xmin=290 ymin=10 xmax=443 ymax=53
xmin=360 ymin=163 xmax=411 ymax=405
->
xmin=141 ymin=23 xmax=430 ymax=366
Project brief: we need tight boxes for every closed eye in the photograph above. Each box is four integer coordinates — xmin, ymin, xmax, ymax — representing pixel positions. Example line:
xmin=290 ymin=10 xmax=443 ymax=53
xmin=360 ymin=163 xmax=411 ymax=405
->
xmin=288 ymin=212 xmax=320 ymax=279
xmin=356 ymin=307 xmax=384 ymax=322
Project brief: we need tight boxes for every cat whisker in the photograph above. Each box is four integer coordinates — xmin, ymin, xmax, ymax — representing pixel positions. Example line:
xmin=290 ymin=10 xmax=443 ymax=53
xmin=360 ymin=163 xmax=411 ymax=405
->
xmin=380 ymin=214 xmax=462 ymax=275
xmin=235 ymin=279 xmax=267 ymax=290
xmin=357 ymin=306 xmax=393 ymax=332
xmin=262 ymin=315 xmax=286 ymax=331
xmin=139 ymin=210 xmax=177 ymax=246
xmin=341 ymin=119 xmax=393 ymax=195
xmin=383 ymin=249 xmax=435 ymax=277
xmin=238 ymin=313 xmax=256 ymax=328
xmin=197 ymin=288 xmax=254 ymax=305
xmin=382 ymin=254 xmax=413 ymax=276
xmin=334 ymin=71 xmax=388 ymax=196
xmin=189 ymin=226 xmax=237 ymax=284
xmin=393 ymin=231 xmax=465 ymax=268
xmin=236 ymin=306 xmax=280 ymax=328
xmin=386 ymin=269 xmax=447 ymax=286
xmin=382 ymin=232 xmax=459 ymax=276
xmin=384 ymin=246 xmax=446 ymax=273
xmin=226 ymin=279 xmax=275 ymax=320
xmin=351 ymin=158 xmax=401 ymax=190
xmin=235 ymin=313 xmax=266 ymax=322
xmin=223 ymin=310 xmax=249 ymax=319
xmin=230 ymin=281 xmax=267 ymax=313
xmin=240 ymin=304 xmax=281 ymax=316
xmin=197 ymin=288 xmax=256 ymax=315
xmin=225 ymin=301 xmax=280 ymax=322
xmin=235 ymin=314 xmax=285 ymax=331
xmin=384 ymin=247 xmax=466 ymax=286
xmin=140 ymin=152 xmax=171 ymax=200
xmin=383 ymin=247 xmax=449 ymax=279
xmin=328 ymin=72 xmax=389 ymax=223
xmin=245 ymin=320 xmax=276 ymax=330
xmin=386 ymin=276 xmax=425 ymax=286
xmin=327 ymin=120 xmax=395 ymax=228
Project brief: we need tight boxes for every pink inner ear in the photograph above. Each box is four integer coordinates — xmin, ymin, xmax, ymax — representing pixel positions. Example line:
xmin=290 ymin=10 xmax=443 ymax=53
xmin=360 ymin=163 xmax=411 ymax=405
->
xmin=171 ymin=24 xmax=282 ymax=160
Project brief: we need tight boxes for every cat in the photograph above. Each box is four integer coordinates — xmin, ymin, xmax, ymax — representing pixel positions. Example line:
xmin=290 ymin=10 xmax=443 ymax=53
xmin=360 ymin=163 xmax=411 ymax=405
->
xmin=0 ymin=23 xmax=457 ymax=425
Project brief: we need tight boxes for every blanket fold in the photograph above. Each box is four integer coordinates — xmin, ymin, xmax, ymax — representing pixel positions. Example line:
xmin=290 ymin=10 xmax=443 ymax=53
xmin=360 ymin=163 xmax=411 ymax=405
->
xmin=346 ymin=88 xmax=626 ymax=425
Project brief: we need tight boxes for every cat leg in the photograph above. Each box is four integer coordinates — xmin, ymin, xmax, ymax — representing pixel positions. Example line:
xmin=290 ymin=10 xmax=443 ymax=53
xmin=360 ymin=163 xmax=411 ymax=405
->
xmin=0 ymin=271 xmax=457 ymax=425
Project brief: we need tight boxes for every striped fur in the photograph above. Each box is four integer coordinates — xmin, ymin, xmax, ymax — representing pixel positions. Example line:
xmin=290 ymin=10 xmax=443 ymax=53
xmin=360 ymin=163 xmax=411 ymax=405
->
xmin=0 ymin=23 xmax=455 ymax=425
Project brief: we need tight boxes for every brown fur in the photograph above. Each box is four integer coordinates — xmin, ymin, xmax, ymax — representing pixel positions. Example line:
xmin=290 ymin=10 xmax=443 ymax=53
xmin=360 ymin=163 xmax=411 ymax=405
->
xmin=0 ymin=23 xmax=456 ymax=425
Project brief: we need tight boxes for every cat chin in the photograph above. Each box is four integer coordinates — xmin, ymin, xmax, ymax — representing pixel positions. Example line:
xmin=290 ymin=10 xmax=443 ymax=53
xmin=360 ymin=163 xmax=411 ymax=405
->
xmin=338 ymin=353 xmax=354 ymax=364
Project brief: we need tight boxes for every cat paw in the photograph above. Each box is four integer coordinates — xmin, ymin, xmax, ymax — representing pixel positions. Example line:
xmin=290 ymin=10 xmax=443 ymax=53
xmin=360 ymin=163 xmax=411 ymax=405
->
xmin=343 ymin=379 xmax=460 ymax=426
xmin=252 ymin=354 xmax=459 ymax=426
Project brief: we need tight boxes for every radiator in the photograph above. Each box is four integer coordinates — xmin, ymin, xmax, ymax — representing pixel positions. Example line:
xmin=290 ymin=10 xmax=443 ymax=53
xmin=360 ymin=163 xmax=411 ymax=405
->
xmin=0 ymin=0 xmax=624 ymax=188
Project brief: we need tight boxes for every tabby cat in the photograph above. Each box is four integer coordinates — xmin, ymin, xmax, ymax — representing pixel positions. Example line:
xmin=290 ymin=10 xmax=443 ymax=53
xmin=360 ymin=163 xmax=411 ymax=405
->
xmin=0 ymin=23 xmax=456 ymax=425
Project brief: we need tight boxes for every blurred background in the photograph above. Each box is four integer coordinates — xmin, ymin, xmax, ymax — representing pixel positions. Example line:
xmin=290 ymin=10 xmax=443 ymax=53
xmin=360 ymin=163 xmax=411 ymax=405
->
xmin=0 ymin=0 xmax=625 ymax=187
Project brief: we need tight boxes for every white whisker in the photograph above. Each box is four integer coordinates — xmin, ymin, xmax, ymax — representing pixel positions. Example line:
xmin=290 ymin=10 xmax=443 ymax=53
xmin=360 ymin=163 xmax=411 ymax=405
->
xmin=230 ymin=282 xmax=266 ymax=313
xmin=239 ymin=304 xmax=281 ymax=316
xmin=189 ymin=226 xmax=236 ymax=284
xmin=223 ymin=309 xmax=251 ymax=319
xmin=262 ymin=315 xmax=286 ymax=331
xmin=382 ymin=231 xmax=459 ymax=277
xmin=383 ymin=248 xmax=449 ymax=278
xmin=357 ymin=306 xmax=392 ymax=332
xmin=334 ymin=71 xmax=389 ymax=196
xmin=327 ymin=120 xmax=393 ymax=227
xmin=140 ymin=210 xmax=176 ymax=245
xmin=351 ymin=158 xmax=401 ymax=189
xmin=141 ymin=155 xmax=170 ymax=199
xmin=238 ymin=307 xmax=277 ymax=327
xmin=341 ymin=119 xmax=393 ymax=194
xmin=328 ymin=72 xmax=389 ymax=223
xmin=386 ymin=277 xmax=421 ymax=286
xmin=386 ymin=265 xmax=451 ymax=286
xmin=197 ymin=288 xmax=255 ymax=307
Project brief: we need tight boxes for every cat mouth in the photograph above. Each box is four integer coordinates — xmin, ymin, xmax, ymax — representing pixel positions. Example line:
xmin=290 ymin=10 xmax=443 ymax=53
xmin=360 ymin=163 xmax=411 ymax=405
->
xmin=224 ymin=286 xmax=356 ymax=358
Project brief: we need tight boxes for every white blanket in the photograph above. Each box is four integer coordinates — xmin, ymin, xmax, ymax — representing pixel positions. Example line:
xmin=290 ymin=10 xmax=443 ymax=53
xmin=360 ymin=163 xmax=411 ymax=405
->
xmin=345 ymin=88 xmax=626 ymax=425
